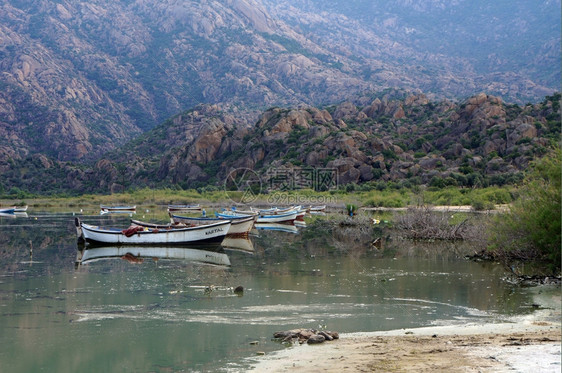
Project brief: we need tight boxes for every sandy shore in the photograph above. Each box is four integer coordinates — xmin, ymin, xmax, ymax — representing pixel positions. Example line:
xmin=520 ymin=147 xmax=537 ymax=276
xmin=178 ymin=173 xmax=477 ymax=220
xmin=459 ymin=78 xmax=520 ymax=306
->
xmin=249 ymin=288 xmax=560 ymax=372
xmin=360 ymin=204 xmax=510 ymax=213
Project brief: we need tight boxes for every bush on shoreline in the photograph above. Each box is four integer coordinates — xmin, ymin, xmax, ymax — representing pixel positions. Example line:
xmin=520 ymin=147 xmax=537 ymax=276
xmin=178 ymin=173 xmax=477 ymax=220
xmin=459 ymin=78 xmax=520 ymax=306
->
xmin=487 ymin=147 xmax=561 ymax=274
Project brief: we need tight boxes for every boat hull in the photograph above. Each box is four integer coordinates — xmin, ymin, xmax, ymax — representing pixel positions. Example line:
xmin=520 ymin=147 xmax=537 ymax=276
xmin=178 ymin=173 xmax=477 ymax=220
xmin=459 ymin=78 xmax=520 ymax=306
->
xmin=171 ymin=215 xmax=256 ymax=235
xmin=167 ymin=204 xmax=201 ymax=212
xmin=100 ymin=205 xmax=137 ymax=214
xmin=81 ymin=221 xmax=230 ymax=246
xmin=216 ymin=211 xmax=297 ymax=224
xmin=256 ymin=212 xmax=297 ymax=223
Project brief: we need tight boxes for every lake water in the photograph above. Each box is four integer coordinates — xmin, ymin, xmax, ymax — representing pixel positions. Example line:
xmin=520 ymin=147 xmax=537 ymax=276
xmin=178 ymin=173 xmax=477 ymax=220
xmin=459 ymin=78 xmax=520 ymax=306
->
xmin=0 ymin=211 xmax=542 ymax=372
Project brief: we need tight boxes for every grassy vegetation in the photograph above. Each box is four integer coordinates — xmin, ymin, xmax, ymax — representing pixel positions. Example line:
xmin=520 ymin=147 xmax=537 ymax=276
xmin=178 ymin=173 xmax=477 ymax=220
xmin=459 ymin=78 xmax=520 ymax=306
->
xmin=487 ymin=148 xmax=561 ymax=274
xmin=1 ymin=184 xmax=520 ymax=213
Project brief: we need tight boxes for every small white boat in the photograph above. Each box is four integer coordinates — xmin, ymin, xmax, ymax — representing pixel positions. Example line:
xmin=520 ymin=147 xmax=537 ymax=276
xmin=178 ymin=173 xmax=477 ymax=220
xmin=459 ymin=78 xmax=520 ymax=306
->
xmin=76 ymin=246 xmax=231 ymax=267
xmin=100 ymin=205 xmax=136 ymax=214
xmin=14 ymin=205 xmax=28 ymax=212
xmin=218 ymin=210 xmax=298 ymax=224
xmin=167 ymin=204 xmax=202 ymax=212
xmin=308 ymin=205 xmax=326 ymax=213
xmin=250 ymin=205 xmax=303 ymax=215
xmin=170 ymin=214 xmax=256 ymax=235
xmin=261 ymin=206 xmax=305 ymax=220
xmin=255 ymin=211 xmax=298 ymax=224
xmin=79 ymin=220 xmax=230 ymax=246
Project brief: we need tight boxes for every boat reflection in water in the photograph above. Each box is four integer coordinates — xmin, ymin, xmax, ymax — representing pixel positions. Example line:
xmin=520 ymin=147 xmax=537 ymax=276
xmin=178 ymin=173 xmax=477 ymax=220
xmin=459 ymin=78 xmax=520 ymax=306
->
xmin=75 ymin=245 xmax=231 ymax=267
xmin=221 ymin=236 xmax=255 ymax=254
xmin=293 ymin=220 xmax=306 ymax=228
xmin=254 ymin=222 xmax=298 ymax=234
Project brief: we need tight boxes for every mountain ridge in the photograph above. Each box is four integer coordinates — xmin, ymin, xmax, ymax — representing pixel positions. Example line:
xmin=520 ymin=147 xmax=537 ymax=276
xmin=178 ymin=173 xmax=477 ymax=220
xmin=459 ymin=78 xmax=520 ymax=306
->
xmin=1 ymin=90 xmax=559 ymax=196
xmin=0 ymin=0 xmax=559 ymax=165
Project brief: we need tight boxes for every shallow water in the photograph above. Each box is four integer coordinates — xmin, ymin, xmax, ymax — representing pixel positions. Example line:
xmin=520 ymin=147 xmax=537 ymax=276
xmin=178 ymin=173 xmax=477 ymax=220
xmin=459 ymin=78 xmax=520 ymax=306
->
xmin=0 ymin=211 xmax=540 ymax=372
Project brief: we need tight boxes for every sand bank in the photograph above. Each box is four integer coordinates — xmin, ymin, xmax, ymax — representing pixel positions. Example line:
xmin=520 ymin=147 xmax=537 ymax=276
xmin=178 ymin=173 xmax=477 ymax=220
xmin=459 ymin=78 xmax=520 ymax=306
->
xmin=249 ymin=288 xmax=560 ymax=372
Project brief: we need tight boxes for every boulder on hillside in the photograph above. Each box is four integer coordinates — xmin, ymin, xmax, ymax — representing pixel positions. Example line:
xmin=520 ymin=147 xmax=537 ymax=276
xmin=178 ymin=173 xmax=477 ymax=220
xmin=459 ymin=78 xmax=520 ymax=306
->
xmin=419 ymin=156 xmax=445 ymax=170
xmin=333 ymin=101 xmax=358 ymax=120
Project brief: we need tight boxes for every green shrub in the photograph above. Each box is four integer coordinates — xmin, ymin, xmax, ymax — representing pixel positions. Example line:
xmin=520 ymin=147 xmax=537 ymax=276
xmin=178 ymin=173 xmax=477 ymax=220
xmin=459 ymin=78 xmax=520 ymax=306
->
xmin=488 ymin=147 xmax=561 ymax=273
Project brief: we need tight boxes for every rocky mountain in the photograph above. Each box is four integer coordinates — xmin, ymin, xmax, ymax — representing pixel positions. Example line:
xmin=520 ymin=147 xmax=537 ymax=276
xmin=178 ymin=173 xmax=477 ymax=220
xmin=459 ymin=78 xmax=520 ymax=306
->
xmin=2 ymin=91 xmax=559 ymax=196
xmin=143 ymin=91 xmax=561 ymax=192
xmin=0 ymin=0 xmax=559 ymax=166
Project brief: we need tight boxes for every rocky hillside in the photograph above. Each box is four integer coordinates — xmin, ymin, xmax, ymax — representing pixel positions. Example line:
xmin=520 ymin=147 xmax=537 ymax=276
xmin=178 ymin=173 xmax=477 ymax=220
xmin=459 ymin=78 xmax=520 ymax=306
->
xmin=2 ymin=91 xmax=559 ymax=196
xmin=0 ymin=0 xmax=559 ymax=165
xmin=150 ymin=91 xmax=561 ymax=191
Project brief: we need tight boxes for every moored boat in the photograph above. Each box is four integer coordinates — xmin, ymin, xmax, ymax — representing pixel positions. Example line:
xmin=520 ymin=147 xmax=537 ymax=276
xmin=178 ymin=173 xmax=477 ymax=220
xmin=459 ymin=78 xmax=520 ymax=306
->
xmin=0 ymin=207 xmax=15 ymax=214
xmin=255 ymin=211 xmax=298 ymax=224
xmin=79 ymin=219 xmax=230 ymax=246
xmin=217 ymin=210 xmax=297 ymax=224
xmin=14 ymin=205 xmax=28 ymax=212
xmin=170 ymin=214 xmax=256 ymax=235
xmin=253 ymin=205 xmax=306 ymax=220
xmin=100 ymin=205 xmax=136 ymax=214
xmin=308 ymin=205 xmax=326 ymax=213
xmin=167 ymin=204 xmax=202 ymax=212
xmin=250 ymin=205 xmax=303 ymax=215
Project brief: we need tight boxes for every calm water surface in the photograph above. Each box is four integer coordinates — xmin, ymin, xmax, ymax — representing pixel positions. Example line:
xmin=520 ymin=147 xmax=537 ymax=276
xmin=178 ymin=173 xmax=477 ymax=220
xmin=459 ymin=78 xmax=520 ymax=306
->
xmin=0 ymin=211 xmax=541 ymax=372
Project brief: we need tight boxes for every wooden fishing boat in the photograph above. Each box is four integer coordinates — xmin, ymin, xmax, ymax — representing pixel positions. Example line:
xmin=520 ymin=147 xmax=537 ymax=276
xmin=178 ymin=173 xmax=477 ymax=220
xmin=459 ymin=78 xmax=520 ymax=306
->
xmin=169 ymin=214 xmax=256 ymax=235
xmin=100 ymin=205 xmax=136 ymax=214
xmin=76 ymin=246 xmax=231 ymax=267
xmin=308 ymin=205 xmax=326 ymax=213
xmin=250 ymin=205 xmax=302 ymax=215
xmin=247 ymin=206 xmax=306 ymax=219
xmin=275 ymin=205 xmax=302 ymax=214
xmin=167 ymin=204 xmax=202 ymax=212
xmin=219 ymin=210 xmax=298 ymax=224
xmin=256 ymin=210 xmax=298 ymax=224
xmin=78 ymin=219 xmax=230 ymax=246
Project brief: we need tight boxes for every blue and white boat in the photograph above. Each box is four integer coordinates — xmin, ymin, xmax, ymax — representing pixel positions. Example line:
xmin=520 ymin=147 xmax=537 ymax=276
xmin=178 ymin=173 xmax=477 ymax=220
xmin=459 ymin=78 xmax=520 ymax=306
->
xmin=217 ymin=210 xmax=298 ymax=224
xmin=169 ymin=214 xmax=256 ymax=235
